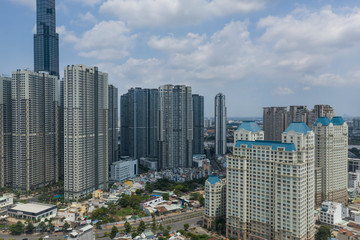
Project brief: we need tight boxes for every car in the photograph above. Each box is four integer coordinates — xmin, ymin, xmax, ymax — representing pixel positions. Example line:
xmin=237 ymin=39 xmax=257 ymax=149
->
xmin=44 ymin=236 xmax=49 ymax=239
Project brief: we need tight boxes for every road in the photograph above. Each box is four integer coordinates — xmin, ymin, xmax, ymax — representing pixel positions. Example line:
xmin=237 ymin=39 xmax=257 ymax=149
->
xmin=0 ymin=209 xmax=204 ymax=240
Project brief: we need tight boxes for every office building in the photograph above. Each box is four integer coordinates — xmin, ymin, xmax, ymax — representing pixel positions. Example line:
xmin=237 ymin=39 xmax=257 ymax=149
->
xmin=8 ymin=202 xmax=57 ymax=221
xmin=215 ymin=93 xmax=226 ymax=155
xmin=353 ymin=117 xmax=360 ymax=130
xmin=63 ymin=65 xmax=108 ymax=200
xmin=12 ymin=70 xmax=59 ymax=192
xmin=110 ymin=159 xmax=138 ymax=182
xmin=193 ymin=94 xmax=204 ymax=154
xmin=308 ymin=105 xmax=335 ymax=126
xmin=313 ymin=117 xmax=348 ymax=205
xmin=108 ymin=85 xmax=118 ymax=164
xmin=263 ymin=106 xmax=288 ymax=141
xmin=203 ymin=175 xmax=226 ymax=230
xmin=0 ymin=76 xmax=12 ymax=188
xmin=59 ymin=80 xmax=64 ymax=179
xmin=204 ymin=118 xmax=212 ymax=128
xmin=158 ymin=85 xmax=193 ymax=169
xmin=226 ymin=122 xmax=315 ymax=239
xmin=120 ymin=88 xmax=158 ymax=159
xmin=349 ymin=158 xmax=360 ymax=172
xmin=34 ymin=0 xmax=59 ymax=77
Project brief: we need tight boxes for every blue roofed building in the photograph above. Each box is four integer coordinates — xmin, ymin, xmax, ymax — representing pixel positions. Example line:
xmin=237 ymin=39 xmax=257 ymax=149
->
xmin=313 ymin=116 xmax=348 ymax=205
xmin=226 ymin=121 xmax=315 ymax=239
xmin=234 ymin=121 xmax=264 ymax=142
xmin=203 ymin=175 xmax=226 ymax=230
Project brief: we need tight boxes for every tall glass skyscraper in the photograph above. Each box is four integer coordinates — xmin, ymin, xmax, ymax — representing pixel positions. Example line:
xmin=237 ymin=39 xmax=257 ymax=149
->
xmin=34 ymin=0 xmax=59 ymax=77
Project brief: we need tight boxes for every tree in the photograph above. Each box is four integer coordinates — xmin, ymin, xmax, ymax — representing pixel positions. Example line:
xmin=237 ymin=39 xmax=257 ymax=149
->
xmin=38 ymin=221 xmax=47 ymax=233
xmin=48 ymin=222 xmax=55 ymax=232
xmin=9 ymin=221 xmax=24 ymax=235
xmin=131 ymin=232 xmax=137 ymax=238
xmin=184 ymin=223 xmax=189 ymax=231
xmin=137 ymin=220 xmax=146 ymax=234
xmin=162 ymin=193 xmax=170 ymax=200
xmin=166 ymin=225 xmax=171 ymax=231
xmin=315 ymin=226 xmax=331 ymax=240
xmin=124 ymin=221 xmax=132 ymax=234
xmin=164 ymin=229 xmax=170 ymax=238
xmin=198 ymin=195 xmax=205 ymax=207
xmin=63 ymin=222 xmax=70 ymax=232
xmin=110 ymin=226 xmax=119 ymax=239
xmin=159 ymin=223 xmax=164 ymax=232
xmin=26 ymin=222 xmax=35 ymax=234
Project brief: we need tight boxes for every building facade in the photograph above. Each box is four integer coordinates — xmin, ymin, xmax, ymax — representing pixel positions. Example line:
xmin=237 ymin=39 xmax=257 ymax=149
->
xmin=215 ymin=93 xmax=226 ymax=155
xmin=288 ymin=105 xmax=309 ymax=125
xmin=108 ymin=85 xmax=118 ymax=164
xmin=319 ymin=201 xmax=342 ymax=225
xmin=226 ymin=122 xmax=315 ymax=240
xmin=313 ymin=117 xmax=348 ymax=205
xmin=120 ymin=88 xmax=158 ymax=159
xmin=34 ymin=0 xmax=59 ymax=77
xmin=308 ymin=105 xmax=335 ymax=127
xmin=11 ymin=70 xmax=59 ymax=192
xmin=203 ymin=175 xmax=226 ymax=230
xmin=158 ymin=85 xmax=193 ymax=169
xmin=110 ymin=159 xmax=138 ymax=182
xmin=63 ymin=65 xmax=108 ymax=200
xmin=193 ymin=94 xmax=204 ymax=154
xmin=0 ymin=76 xmax=12 ymax=188
xmin=263 ymin=106 xmax=288 ymax=141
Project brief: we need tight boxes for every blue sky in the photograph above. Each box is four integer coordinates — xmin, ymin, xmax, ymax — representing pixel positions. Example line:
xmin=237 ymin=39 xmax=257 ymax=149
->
xmin=1 ymin=0 xmax=360 ymax=117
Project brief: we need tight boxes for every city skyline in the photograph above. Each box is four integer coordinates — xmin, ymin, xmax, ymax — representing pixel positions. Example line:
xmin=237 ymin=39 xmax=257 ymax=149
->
xmin=1 ymin=0 xmax=360 ymax=117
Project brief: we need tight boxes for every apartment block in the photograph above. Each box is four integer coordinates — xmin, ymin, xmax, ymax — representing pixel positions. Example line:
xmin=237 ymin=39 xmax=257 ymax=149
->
xmin=226 ymin=122 xmax=315 ymax=240
xmin=63 ymin=65 xmax=108 ymax=200
xmin=203 ymin=175 xmax=226 ymax=230
xmin=313 ymin=117 xmax=348 ymax=205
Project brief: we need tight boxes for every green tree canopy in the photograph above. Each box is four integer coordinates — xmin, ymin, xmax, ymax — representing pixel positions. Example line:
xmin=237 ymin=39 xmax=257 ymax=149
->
xmin=315 ymin=226 xmax=331 ymax=240
xmin=110 ymin=225 xmax=119 ymax=239
xmin=9 ymin=221 xmax=24 ymax=235
xmin=124 ymin=221 xmax=132 ymax=233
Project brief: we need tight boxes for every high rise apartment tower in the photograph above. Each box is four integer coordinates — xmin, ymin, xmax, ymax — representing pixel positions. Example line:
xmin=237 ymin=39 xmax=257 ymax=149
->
xmin=0 ymin=76 xmax=12 ymax=188
xmin=63 ymin=65 xmax=108 ymax=200
xmin=193 ymin=94 xmax=204 ymax=154
xmin=226 ymin=122 xmax=315 ymax=239
xmin=215 ymin=93 xmax=226 ymax=155
xmin=263 ymin=106 xmax=288 ymax=141
xmin=108 ymin=85 xmax=118 ymax=164
xmin=308 ymin=105 xmax=335 ymax=126
xmin=34 ymin=0 xmax=59 ymax=77
xmin=313 ymin=117 xmax=348 ymax=205
xmin=120 ymin=88 xmax=158 ymax=159
xmin=11 ymin=70 xmax=59 ymax=191
xmin=158 ymin=85 xmax=193 ymax=169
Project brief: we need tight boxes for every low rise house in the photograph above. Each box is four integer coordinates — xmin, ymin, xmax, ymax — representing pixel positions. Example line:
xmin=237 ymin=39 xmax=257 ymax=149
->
xmin=92 ymin=190 xmax=103 ymax=200
xmin=338 ymin=229 xmax=354 ymax=240
xmin=0 ymin=193 xmax=13 ymax=215
xmin=319 ymin=201 xmax=342 ymax=225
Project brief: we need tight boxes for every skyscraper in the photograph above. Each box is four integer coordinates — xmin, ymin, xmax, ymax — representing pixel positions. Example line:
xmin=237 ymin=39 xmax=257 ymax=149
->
xmin=158 ymin=85 xmax=193 ymax=169
xmin=192 ymin=94 xmax=204 ymax=154
xmin=215 ymin=93 xmax=226 ymax=155
xmin=0 ymin=76 xmax=12 ymax=188
xmin=313 ymin=117 xmax=348 ymax=205
xmin=12 ymin=70 xmax=59 ymax=191
xmin=226 ymin=122 xmax=315 ymax=239
xmin=63 ymin=65 xmax=108 ymax=200
xmin=108 ymin=85 xmax=119 ymax=164
xmin=34 ymin=0 xmax=59 ymax=77
xmin=120 ymin=88 xmax=158 ymax=159
xmin=263 ymin=106 xmax=288 ymax=141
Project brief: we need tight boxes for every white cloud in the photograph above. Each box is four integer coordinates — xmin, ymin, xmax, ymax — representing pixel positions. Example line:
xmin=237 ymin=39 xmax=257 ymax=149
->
xmin=99 ymin=0 xmax=265 ymax=27
xmin=148 ymin=33 xmax=206 ymax=53
xmin=73 ymin=21 xmax=136 ymax=60
xmin=10 ymin=0 xmax=35 ymax=10
xmin=65 ymin=0 xmax=103 ymax=6
xmin=273 ymin=87 xmax=294 ymax=95
xmin=78 ymin=12 xmax=98 ymax=24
